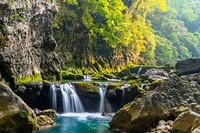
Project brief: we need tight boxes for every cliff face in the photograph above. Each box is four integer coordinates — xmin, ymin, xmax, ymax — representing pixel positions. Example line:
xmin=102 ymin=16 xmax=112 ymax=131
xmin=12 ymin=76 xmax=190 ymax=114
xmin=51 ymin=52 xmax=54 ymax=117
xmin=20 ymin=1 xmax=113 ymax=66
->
xmin=0 ymin=0 xmax=60 ymax=84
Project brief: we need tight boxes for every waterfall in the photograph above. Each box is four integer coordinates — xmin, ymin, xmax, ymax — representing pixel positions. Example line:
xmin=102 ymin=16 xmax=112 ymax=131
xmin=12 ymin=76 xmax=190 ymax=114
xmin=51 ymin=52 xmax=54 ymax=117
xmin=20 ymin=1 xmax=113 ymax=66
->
xmin=61 ymin=84 xmax=85 ymax=113
xmin=141 ymin=84 xmax=147 ymax=90
xmin=137 ymin=67 xmax=142 ymax=75
xmin=50 ymin=83 xmax=57 ymax=110
xmin=50 ymin=83 xmax=85 ymax=113
xmin=121 ymin=84 xmax=131 ymax=99
xmin=99 ymin=84 xmax=108 ymax=112
xmin=83 ymin=75 xmax=92 ymax=82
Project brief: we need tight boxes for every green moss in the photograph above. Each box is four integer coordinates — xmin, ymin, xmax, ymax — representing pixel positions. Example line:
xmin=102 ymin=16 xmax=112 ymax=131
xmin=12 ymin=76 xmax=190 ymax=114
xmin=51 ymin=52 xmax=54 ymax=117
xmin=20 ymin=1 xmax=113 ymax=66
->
xmin=76 ymin=82 xmax=99 ymax=93
xmin=128 ymin=79 xmax=146 ymax=93
xmin=148 ymin=80 xmax=163 ymax=91
xmin=10 ymin=13 xmax=25 ymax=22
xmin=108 ymin=83 xmax=122 ymax=90
xmin=14 ymin=74 xmax=42 ymax=85
xmin=92 ymin=73 xmax=107 ymax=80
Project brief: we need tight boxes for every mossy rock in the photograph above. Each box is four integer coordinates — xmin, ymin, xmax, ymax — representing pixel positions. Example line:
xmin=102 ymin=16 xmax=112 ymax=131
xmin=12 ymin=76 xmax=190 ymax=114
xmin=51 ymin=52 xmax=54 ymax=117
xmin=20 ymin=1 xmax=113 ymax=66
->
xmin=107 ymin=83 xmax=122 ymax=90
xmin=75 ymin=82 xmax=99 ymax=95
xmin=0 ymin=83 xmax=39 ymax=133
xmin=128 ymin=79 xmax=145 ymax=93
xmin=106 ymin=83 xmax=123 ymax=98
xmin=148 ymin=79 xmax=163 ymax=91
xmin=92 ymin=73 xmax=108 ymax=81
xmin=36 ymin=115 xmax=54 ymax=127
xmin=14 ymin=74 xmax=42 ymax=86
xmin=38 ymin=109 xmax=57 ymax=119
xmin=120 ymin=73 xmax=139 ymax=81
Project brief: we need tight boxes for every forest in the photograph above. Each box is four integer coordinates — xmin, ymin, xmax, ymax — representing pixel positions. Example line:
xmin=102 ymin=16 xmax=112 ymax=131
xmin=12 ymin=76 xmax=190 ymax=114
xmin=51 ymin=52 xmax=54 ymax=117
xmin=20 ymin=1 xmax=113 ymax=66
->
xmin=53 ymin=0 xmax=200 ymax=71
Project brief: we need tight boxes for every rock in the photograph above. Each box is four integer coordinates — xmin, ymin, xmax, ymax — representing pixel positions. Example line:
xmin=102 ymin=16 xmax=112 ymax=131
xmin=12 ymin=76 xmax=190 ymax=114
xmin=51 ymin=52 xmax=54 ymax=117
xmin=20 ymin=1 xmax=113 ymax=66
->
xmin=110 ymin=76 xmax=200 ymax=132
xmin=141 ymin=68 xmax=168 ymax=82
xmin=176 ymin=58 xmax=200 ymax=76
xmin=36 ymin=115 xmax=57 ymax=130
xmin=0 ymin=83 xmax=38 ymax=133
xmin=14 ymin=81 xmax=52 ymax=109
xmin=173 ymin=111 xmax=200 ymax=133
xmin=148 ymin=120 xmax=173 ymax=133
xmin=172 ymin=101 xmax=189 ymax=117
xmin=192 ymin=126 xmax=200 ymax=133
xmin=37 ymin=109 xmax=57 ymax=119
xmin=75 ymin=82 xmax=100 ymax=112
xmin=0 ymin=0 xmax=61 ymax=84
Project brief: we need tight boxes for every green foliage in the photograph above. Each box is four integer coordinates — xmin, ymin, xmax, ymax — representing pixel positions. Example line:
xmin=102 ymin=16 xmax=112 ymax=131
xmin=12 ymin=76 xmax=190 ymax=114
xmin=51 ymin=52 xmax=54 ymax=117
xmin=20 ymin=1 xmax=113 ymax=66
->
xmin=147 ymin=0 xmax=200 ymax=65
xmin=54 ymin=0 xmax=167 ymax=70
xmin=61 ymin=70 xmax=83 ymax=80
xmin=14 ymin=74 xmax=42 ymax=85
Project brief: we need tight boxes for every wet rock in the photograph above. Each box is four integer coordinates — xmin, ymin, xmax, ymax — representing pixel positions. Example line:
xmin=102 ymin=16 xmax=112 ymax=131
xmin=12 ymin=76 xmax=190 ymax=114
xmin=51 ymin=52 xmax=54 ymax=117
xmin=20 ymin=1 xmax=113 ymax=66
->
xmin=176 ymin=58 xmax=200 ymax=76
xmin=0 ymin=83 xmax=38 ymax=133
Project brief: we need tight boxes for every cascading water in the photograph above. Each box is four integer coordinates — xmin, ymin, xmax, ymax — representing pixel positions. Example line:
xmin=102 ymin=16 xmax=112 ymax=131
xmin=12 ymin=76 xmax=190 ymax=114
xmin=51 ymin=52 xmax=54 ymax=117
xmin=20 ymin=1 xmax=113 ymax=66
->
xmin=99 ymin=83 xmax=108 ymax=112
xmin=83 ymin=75 xmax=92 ymax=82
xmin=50 ymin=83 xmax=57 ymax=110
xmin=121 ymin=84 xmax=131 ymax=99
xmin=50 ymin=83 xmax=85 ymax=113
xmin=61 ymin=84 xmax=85 ymax=113
xmin=137 ymin=67 xmax=142 ymax=75
xmin=141 ymin=84 xmax=147 ymax=90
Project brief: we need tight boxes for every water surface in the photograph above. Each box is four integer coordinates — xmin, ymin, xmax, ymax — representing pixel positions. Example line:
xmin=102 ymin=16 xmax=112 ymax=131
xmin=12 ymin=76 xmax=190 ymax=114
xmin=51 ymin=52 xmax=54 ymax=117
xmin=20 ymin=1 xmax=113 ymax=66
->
xmin=39 ymin=113 xmax=117 ymax=133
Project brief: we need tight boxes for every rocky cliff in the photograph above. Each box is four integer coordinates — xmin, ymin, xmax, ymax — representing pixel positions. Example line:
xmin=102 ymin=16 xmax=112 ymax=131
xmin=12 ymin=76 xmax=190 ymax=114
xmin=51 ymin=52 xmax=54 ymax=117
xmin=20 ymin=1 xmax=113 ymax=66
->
xmin=0 ymin=0 xmax=60 ymax=85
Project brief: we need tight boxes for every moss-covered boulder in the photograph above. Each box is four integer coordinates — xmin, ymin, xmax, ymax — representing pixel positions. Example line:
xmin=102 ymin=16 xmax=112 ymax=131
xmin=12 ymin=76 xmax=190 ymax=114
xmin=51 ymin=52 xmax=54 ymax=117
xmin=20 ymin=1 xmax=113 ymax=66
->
xmin=75 ymin=82 xmax=100 ymax=112
xmin=110 ymin=76 xmax=200 ymax=132
xmin=0 ymin=83 xmax=39 ymax=133
xmin=75 ymin=82 xmax=99 ymax=95
xmin=38 ymin=109 xmax=57 ymax=119
xmin=36 ymin=115 xmax=57 ymax=130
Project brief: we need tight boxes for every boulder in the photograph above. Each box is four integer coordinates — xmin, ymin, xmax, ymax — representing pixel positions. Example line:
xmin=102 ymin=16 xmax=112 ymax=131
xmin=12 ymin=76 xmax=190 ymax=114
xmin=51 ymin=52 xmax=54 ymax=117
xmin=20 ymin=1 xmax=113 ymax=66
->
xmin=36 ymin=115 xmax=58 ymax=130
xmin=0 ymin=83 xmax=38 ymax=133
xmin=173 ymin=111 xmax=200 ymax=133
xmin=37 ymin=109 xmax=57 ymax=119
xmin=176 ymin=58 xmax=200 ymax=76
xmin=141 ymin=68 xmax=168 ymax=82
xmin=110 ymin=76 xmax=200 ymax=132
